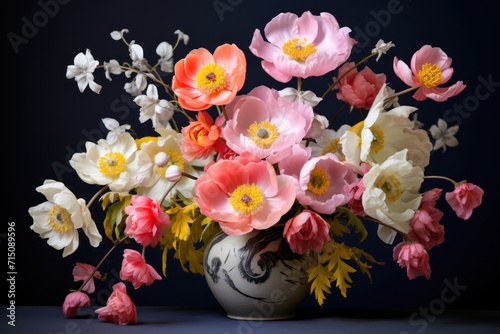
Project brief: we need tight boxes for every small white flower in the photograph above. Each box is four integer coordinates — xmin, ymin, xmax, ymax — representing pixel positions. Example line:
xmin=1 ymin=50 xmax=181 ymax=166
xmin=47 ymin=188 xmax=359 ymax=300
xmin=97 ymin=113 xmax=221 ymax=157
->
xmin=278 ymin=87 xmax=322 ymax=107
xmin=103 ymin=59 xmax=123 ymax=81
xmin=28 ymin=180 xmax=102 ymax=257
xmin=174 ymin=29 xmax=189 ymax=45
xmin=66 ymin=49 xmax=102 ymax=94
xmin=429 ymin=118 xmax=459 ymax=152
xmin=134 ymin=84 xmax=175 ymax=129
xmin=124 ymin=73 xmax=148 ymax=96
xmin=102 ymin=118 xmax=131 ymax=144
xmin=156 ymin=42 xmax=174 ymax=73
xmin=372 ymin=39 xmax=395 ymax=62
xmin=411 ymin=112 xmax=424 ymax=130
xmin=110 ymin=29 xmax=129 ymax=41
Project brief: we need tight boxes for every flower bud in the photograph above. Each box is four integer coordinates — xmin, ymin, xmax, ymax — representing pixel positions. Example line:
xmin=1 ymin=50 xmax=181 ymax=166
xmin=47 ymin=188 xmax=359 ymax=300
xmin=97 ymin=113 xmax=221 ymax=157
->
xmin=165 ymin=165 xmax=182 ymax=182
xmin=154 ymin=152 xmax=169 ymax=167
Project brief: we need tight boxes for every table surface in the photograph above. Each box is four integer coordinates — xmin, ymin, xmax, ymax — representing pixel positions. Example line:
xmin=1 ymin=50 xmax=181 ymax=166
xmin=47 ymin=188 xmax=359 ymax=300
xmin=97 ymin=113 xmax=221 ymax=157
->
xmin=3 ymin=306 xmax=500 ymax=334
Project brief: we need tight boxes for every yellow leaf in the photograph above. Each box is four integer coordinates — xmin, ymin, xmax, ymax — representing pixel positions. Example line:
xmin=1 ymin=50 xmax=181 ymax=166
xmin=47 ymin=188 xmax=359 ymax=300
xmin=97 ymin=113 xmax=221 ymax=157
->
xmin=307 ymin=259 xmax=332 ymax=307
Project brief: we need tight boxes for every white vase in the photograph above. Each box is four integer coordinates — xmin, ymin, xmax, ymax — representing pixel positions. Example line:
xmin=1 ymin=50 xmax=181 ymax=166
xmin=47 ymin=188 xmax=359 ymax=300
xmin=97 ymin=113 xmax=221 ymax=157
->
xmin=203 ymin=227 xmax=311 ymax=320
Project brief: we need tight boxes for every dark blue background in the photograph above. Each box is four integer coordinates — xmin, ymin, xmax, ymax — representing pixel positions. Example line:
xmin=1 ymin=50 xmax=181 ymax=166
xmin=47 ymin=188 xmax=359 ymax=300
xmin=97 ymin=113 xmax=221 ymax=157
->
xmin=7 ymin=0 xmax=499 ymax=312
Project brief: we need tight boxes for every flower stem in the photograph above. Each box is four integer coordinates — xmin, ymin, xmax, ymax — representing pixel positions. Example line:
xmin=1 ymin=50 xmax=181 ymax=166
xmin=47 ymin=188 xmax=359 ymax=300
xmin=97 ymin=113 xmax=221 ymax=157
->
xmin=424 ymin=175 xmax=462 ymax=187
xmin=78 ymin=235 xmax=128 ymax=292
xmin=87 ymin=185 xmax=109 ymax=208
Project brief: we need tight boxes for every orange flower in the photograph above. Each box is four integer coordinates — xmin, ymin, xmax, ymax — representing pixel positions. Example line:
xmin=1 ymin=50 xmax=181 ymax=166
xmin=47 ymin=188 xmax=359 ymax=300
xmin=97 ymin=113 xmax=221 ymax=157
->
xmin=181 ymin=111 xmax=226 ymax=161
xmin=172 ymin=43 xmax=246 ymax=111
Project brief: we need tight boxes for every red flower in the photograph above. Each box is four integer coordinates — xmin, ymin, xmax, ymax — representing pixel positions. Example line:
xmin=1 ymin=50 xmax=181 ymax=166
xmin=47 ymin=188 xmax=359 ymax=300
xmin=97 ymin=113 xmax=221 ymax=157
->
xmin=95 ymin=282 xmax=137 ymax=326
xmin=62 ymin=291 xmax=90 ymax=318
xmin=445 ymin=182 xmax=484 ymax=220
xmin=120 ymin=249 xmax=162 ymax=289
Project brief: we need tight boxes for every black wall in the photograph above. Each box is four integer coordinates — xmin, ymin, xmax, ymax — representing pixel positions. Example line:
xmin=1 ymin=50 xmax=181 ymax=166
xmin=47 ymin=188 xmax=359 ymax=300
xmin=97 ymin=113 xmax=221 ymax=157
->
xmin=7 ymin=0 xmax=499 ymax=311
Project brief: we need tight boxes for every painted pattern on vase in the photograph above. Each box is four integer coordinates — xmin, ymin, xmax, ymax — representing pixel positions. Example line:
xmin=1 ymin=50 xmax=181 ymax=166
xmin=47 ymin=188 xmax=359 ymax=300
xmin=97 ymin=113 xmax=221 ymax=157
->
xmin=203 ymin=227 xmax=311 ymax=320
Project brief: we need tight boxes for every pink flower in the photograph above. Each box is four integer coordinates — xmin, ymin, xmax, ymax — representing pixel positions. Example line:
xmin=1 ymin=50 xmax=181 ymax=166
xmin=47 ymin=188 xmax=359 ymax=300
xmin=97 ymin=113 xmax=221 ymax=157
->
xmin=181 ymin=111 xmax=227 ymax=161
xmin=95 ymin=282 xmax=137 ymax=326
xmin=172 ymin=44 xmax=246 ymax=111
xmin=445 ymin=182 xmax=484 ymax=220
xmin=409 ymin=188 xmax=445 ymax=250
xmin=72 ymin=262 xmax=102 ymax=293
xmin=194 ymin=151 xmax=296 ymax=235
xmin=393 ymin=45 xmax=466 ymax=102
xmin=223 ymin=86 xmax=314 ymax=160
xmin=334 ymin=62 xmax=386 ymax=110
xmin=62 ymin=291 xmax=90 ymax=318
xmin=120 ymin=249 xmax=162 ymax=289
xmin=347 ymin=179 xmax=366 ymax=216
xmin=250 ymin=11 xmax=356 ymax=83
xmin=124 ymin=195 xmax=171 ymax=247
xmin=283 ymin=210 xmax=330 ymax=254
xmin=296 ymin=153 xmax=359 ymax=215
xmin=393 ymin=241 xmax=431 ymax=280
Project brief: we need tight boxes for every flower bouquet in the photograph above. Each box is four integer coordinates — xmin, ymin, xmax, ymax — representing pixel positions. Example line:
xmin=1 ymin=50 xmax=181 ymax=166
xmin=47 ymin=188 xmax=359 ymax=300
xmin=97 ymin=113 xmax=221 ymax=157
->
xmin=28 ymin=10 xmax=484 ymax=325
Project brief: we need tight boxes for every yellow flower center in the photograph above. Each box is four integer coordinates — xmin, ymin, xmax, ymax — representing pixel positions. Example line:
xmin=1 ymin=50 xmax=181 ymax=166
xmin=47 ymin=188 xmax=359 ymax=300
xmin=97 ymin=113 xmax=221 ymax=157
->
xmin=375 ymin=174 xmax=402 ymax=202
xmin=282 ymin=37 xmax=317 ymax=62
xmin=98 ymin=152 xmax=127 ymax=177
xmin=195 ymin=63 xmax=226 ymax=94
xmin=247 ymin=121 xmax=279 ymax=149
xmin=307 ymin=167 xmax=330 ymax=196
xmin=321 ymin=138 xmax=340 ymax=155
xmin=369 ymin=126 xmax=385 ymax=154
xmin=229 ymin=184 xmax=264 ymax=216
xmin=417 ymin=63 xmax=442 ymax=88
xmin=48 ymin=205 xmax=73 ymax=234
xmin=157 ymin=150 xmax=185 ymax=179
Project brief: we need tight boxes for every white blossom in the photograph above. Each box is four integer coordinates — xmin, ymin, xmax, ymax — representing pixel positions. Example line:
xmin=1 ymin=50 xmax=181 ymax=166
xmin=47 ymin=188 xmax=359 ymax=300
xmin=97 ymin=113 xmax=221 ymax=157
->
xmin=156 ymin=41 xmax=174 ymax=73
xmin=102 ymin=118 xmax=131 ymax=144
xmin=134 ymin=84 xmax=175 ymax=129
xmin=372 ymin=39 xmax=395 ymax=62
xmin=66 ymin=49 xmax=102 ymax=94
xmin=429 ymin=118 xmax=459 ymax=152
xmin=110 ymin=29 xmax=129 ymax=41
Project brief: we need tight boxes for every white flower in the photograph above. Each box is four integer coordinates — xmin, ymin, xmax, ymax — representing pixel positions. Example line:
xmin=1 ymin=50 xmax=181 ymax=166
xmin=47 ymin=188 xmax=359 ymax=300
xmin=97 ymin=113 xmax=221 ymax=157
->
xmin=362 ymin=149 xmax=423 ymax=244
xmin=28 ymin=180 xmax=102 ymax=257
xmin=278 ymin=87 xmax=322 ymax=107
xmin=174 ymin=29 xmax=189 ymax=45
xmin=102 ymin=118 xmax=131 ymax=144
xmin=136 ymin=128 xmax=210 ymax=206
xmin=429 ymin=118 xmax=459 ymax=152
xmin=341 ymin=84 xmax=432 ymax=170
xmin=66 ymin=49 xmax=102 ymax=94
xmin=372 ymin=39 xmax=395 ymax=62
xmin=134 ymin=84 xmax=175 ymax=129
xmin=110 ymin=29 xmax=129 ymax=41
xmin=411 ymin=112 xmax=424 ymax=130
xmin=103 ymin=59 xmax=123 ymax=81
xmin=156 ymin=41 xmax=174 ymax=73
xmin=69 ymin=132 xmax=144 ymax=192
xmin=314 ymin=124 xmax=351 ymax=161
xmin=124 ymin=73 xmax=148 ymax=96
